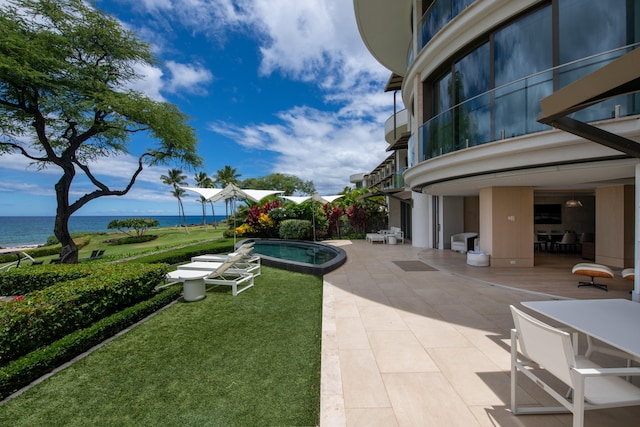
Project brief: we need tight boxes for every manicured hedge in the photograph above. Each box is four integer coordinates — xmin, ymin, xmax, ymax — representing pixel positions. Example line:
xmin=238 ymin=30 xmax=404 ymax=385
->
xmin=0 ymin=265 xmax=92 ymax=296
xmin=0 ymin=285 xmax=182 ymax=400
xmin=0 ymin=263 xmax=169 ymax=366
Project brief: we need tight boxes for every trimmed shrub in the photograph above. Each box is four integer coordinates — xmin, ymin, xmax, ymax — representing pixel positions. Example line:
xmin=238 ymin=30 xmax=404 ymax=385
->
xmin=0 ymin=264 xmax=92 ymax=295
xmin=0 ymin=263 xmax=169 ymax=366
xmin=279 ymin=219 xmax=312 ymax=240
xmin=0 ymin=285 xmax=181 ymax=400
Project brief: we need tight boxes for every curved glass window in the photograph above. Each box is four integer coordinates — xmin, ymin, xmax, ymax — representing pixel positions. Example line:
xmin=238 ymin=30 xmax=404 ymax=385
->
xmin=419 ymin=0 xmax=477 ymax=50
xmin=454 ymin=42 xmax=490 ymax=147
xmin=417 ymin=0 xmax=640 ymax=164
xmin=494 ymin=6 xmax=552 ymax=139
xmin=559 ymin=0 xmax=640 ymax=121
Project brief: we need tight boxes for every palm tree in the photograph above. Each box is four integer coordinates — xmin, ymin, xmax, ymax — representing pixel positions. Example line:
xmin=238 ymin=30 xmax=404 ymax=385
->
xmin=194 ymin=171 xmax=215 ymax=230
xmin=160 ymin=168 xmax=189 ymax=232
xmin=213 ymin=165 xmax=241 ymax=220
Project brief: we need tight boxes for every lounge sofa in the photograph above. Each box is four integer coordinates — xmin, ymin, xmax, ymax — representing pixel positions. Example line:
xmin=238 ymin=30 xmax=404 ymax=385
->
xmin=451 ymin=232 xmax=478 ymax=253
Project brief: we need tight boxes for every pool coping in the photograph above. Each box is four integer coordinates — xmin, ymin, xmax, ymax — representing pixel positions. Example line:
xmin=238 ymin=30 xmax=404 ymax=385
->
xmin=237 ymin=238 xmax=347 ymax=276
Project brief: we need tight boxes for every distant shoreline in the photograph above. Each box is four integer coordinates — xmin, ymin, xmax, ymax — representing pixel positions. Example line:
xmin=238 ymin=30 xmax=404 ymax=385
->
xmin=0 ymin=215 xmax=227 ymax=248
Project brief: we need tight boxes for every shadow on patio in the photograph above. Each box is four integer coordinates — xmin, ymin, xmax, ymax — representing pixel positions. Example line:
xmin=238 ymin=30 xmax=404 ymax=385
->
xmin=320 ymin=240 xmax=638 ymax=427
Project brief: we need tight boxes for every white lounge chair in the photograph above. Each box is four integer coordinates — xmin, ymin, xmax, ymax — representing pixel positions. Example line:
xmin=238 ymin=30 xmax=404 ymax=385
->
xmin=166 ymin=254 xmax=255 ymax=299
xmin=191 ymin=243 xmax=260 ymax=276
xmin=510 ymin=305 xmax=640 ymax=427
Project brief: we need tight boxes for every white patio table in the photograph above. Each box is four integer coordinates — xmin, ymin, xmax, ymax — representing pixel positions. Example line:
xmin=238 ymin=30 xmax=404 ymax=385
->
xmin=522 ymin=299 xmax=640 ymax=359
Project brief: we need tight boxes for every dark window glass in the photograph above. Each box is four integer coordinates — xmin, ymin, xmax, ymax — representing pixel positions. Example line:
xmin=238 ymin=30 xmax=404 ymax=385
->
xmin=454 ymin=43 xmax=490 ymax=147
xmin=454 ymin=43 xmax=490 ymax=102
xmin=494 ymin=6 xmax=552 ymax=86
xmin=494 ymin=7 xmax=553 ymax=138
xmin=434 ymin=71 xmax=452 ymax=114
xmin=559 ymin=0 xmax=640 ymax=120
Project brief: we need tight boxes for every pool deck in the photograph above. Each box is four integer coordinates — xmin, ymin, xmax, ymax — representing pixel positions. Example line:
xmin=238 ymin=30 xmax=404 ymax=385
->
xmin=320 ymin=240 xmax=639 ymax=427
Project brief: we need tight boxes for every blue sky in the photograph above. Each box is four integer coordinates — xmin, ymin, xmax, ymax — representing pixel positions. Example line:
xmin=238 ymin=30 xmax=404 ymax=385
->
xmin=0 ymin=0 xmax=398 ymax=217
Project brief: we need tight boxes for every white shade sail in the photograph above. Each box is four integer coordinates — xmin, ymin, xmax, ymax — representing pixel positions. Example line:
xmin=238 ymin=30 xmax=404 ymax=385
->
xmin=209 ymin=184 xmax=282 ymax=203
xmin=181 ymin=187 xmax=224 ymax=201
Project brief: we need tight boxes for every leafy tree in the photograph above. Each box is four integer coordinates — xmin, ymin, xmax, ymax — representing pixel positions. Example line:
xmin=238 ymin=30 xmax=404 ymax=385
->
xmin=107 ymin=218 xmax=159 ymax=238
xmin=160 ymin=168 xmax=189 ymax=232
xmin=241 ymin=173 xmax=314 ymax=196
xmin=213 ymin=165 xmax=241 ymax=219
xmin=194 ymin=171 xmax=215 ymax=229
xmin=0 ymin=0 xmax=201 ymax=263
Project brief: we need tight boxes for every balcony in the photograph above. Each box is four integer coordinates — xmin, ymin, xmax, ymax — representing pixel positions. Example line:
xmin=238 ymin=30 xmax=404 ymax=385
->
xmin=384 ymin=109 xmax=409 ymax=144
xmin=417 ymin=46 xmax=640 ymax=163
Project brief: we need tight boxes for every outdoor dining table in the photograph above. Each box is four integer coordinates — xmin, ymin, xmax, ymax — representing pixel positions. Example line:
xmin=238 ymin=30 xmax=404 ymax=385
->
xmin=522 ymin=299 xmax=640 ymax=359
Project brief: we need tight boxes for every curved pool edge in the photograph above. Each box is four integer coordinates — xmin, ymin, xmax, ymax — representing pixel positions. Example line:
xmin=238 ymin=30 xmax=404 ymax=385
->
xmin=237 ymin=238 xmax=347 ymax=276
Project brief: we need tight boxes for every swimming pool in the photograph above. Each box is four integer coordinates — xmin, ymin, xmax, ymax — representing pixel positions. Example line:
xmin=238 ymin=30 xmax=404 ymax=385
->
xmin=238 ymin=239 xmax=346 ymax=276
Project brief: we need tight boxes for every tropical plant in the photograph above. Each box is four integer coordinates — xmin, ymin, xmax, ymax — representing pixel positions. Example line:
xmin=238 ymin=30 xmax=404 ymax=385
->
xmin=194 ymin=171 xmax=215 ymax=229
xmin=160 ymin=169 xmax=189 ymax=232
xmin=213 ymin=165 xmax=241 ymax=219
xmin=0 ymin=0 xmax=201 ymax=263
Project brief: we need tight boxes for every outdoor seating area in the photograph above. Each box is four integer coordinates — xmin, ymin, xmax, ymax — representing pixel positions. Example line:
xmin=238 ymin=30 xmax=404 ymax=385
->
xmin=510 ymin=303 xmax=640 ymax=427
xmin=320 ymin=240 xmax=639 ymax=427
xmin=365 ymin=227 xmax=404 ymax=244
xmin=165 ymin=246 xmax=260 ymax=299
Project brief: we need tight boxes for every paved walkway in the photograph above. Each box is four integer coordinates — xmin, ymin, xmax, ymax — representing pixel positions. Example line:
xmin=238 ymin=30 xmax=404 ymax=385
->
xmin=320 ymin=240 xmax=640 ymax=427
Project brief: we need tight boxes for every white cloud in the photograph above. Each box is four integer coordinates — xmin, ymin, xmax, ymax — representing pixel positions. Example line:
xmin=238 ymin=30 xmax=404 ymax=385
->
xmin=210 ymin=105 xmax=388 ymax=194
xmin=164 ymin=61 xmax=214 ymax=94
xmin=129 ymin=63 xmax=166 ymax=101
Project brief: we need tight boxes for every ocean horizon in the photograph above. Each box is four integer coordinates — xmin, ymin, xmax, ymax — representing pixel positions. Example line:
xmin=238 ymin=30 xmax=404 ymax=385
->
xmin=0 ymin=215 xmax=228 ymax=248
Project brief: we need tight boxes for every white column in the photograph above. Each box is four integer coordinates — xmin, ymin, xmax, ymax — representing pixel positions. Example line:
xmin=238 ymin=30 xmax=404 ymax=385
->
xmin=633 ymin=164 xmax=640 ymax=302
xmin=412 ymin=191 xmax=431 ymax=248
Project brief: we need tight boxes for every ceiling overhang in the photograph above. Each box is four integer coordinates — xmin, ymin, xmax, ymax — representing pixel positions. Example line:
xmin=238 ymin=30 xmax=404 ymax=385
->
xmin=385 ymin=73 xmax=404 ymax=92
xmin=387 ymin=131 xmax=411 ymax=151
xmin=353 ymin=0 xmax=412 ymax=76
xmin=538 ymin=48 xmax=640 ymax=157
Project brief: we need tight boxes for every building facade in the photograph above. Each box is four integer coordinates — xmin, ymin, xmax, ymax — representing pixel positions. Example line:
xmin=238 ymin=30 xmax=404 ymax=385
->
xmin=353 ymin=0 xmax=640 ymax=278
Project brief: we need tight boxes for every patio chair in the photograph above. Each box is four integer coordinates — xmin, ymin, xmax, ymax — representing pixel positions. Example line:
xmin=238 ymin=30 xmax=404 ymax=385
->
xmin=191 ymin=242 xmax=260 ymax=276
xmin=510 ymin=305 xmax=640 ymax=427
xmin=202 ymin=256 xmax=255 ymax=296
xmin=166 ymin=254 xmax=255 ymax=298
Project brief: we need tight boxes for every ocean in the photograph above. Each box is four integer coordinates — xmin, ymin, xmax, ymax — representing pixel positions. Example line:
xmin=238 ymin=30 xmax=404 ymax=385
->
xmin=0 ymin=215 xmax=228 ymax=248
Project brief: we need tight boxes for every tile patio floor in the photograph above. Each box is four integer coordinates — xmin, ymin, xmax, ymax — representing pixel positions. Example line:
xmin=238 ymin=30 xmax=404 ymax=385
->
xmin=320 ymin=240 xmax=640 ymax=427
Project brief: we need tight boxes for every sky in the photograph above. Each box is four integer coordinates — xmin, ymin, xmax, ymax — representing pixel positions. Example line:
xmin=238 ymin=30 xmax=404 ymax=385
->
xmin=0 ymin=0 xmax=398 ymax=217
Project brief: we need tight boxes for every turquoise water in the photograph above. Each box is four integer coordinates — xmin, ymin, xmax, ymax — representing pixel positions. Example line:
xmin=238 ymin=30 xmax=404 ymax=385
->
xmin=251 ymin=241 xmax=337 ymax=265
xmin=0 ymin=215 xmax=227 ymax=248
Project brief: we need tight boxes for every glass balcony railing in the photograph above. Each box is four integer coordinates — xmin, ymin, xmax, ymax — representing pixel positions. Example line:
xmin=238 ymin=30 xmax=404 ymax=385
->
xmin=390 ymin=168 xmax=406 ymax=189
xmin=419 ymin=0 xmax=476 ymax=51
xmin=417 ymin=46 xmax=640 ymax=163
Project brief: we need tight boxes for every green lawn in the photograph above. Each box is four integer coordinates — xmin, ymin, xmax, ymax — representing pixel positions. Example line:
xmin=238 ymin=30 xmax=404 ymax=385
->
xmin=0 ymin=266 xmax=323 ymax=426
xmin=73 ymin=224 xmax=229 ymax=261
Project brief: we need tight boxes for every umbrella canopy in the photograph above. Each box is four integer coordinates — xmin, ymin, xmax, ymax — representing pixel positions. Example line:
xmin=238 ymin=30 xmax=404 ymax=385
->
xmin=209 ymin=184 xmax=282 ymax=203
xmin=208 ymin=184 xmax=283 ymax=245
